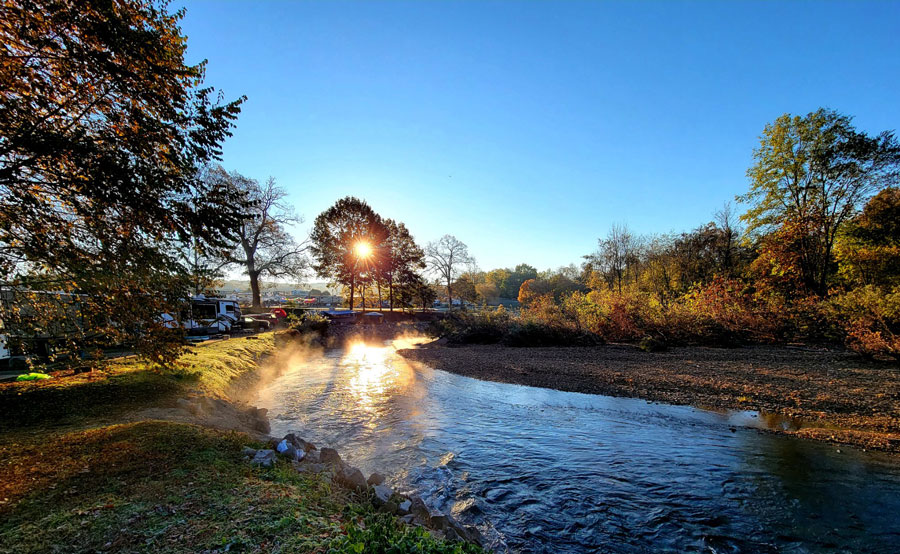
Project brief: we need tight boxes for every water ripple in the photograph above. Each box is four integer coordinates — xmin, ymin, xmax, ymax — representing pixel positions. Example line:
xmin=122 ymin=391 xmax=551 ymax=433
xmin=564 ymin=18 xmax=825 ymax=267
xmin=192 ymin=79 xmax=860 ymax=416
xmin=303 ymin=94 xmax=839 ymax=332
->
xmin=256 ymin=341 xmax=900 ymax=553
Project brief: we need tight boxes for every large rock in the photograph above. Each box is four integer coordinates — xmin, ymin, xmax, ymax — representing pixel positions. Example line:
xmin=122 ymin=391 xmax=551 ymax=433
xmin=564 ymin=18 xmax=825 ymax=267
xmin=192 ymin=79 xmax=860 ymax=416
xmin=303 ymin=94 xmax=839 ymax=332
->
xmin=372 ymin=485 xmax=393 ymax=506
xmin=397 ymin=499 xmax=412 ymax=515
xmin=366 ymin=472 xmax=385 ymax=486
xmin=283 ymin=433 xmax=316 ymax=452
xmin=337 ymin=466 xmax=367 ymax=490
xmin=319 ymin=447 xmax=342 ymax=467
xmin=276 ymin=439 xmax=305 ymax=461
xmin=250 ymin=449 xmax=276 ymax=468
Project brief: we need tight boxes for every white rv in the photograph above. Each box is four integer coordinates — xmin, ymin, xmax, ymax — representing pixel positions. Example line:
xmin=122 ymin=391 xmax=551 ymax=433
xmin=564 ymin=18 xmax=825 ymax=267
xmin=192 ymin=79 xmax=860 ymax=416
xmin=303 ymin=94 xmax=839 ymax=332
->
xmin=0 ymin=333 xmax=9 ymax=368
xmin=181 ymin=295 xmax=242 ymax=337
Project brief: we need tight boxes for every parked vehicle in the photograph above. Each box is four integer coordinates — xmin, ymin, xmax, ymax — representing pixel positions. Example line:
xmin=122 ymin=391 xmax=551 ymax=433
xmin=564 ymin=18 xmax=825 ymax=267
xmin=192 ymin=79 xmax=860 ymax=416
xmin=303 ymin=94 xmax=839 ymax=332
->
xmin=181 ymin=295 xmax=242 ymax=337
xmin=0 ymin=332 xmax=9 ymax=369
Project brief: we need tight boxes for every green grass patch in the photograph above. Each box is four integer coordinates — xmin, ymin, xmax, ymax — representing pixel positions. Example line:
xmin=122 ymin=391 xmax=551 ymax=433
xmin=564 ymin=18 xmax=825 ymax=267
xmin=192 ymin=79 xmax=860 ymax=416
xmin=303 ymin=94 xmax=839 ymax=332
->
xmin=0 ymin=335 xmax=275 ymax=431
xmin=0 ymin=421 xmax=480 ymax=553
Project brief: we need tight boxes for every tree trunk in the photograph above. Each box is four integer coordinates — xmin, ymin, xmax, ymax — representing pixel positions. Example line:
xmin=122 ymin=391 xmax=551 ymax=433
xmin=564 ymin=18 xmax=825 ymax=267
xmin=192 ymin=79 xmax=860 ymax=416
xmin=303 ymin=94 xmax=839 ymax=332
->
xmin=377 ymin=282 xmax=383 ymax=312
xmin=388 ymin=280 xmax=394 ymax=312
xmin=349 ymin=273 xmax=355 ymax=310
xmin=361 ymin=282 xmax=366 ymax=312
xmin=447 ymin=278 xmax=453 ymax=310
xmin=249 ymin=270 xmax=262 ymax=309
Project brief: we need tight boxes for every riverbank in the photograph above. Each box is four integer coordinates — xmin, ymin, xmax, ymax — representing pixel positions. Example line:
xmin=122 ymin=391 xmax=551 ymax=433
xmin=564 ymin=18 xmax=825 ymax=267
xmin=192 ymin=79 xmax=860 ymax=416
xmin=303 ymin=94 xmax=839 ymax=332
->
xmin=399 ymin=343 xmax=900 ymax=453
xmin=0 ymin=334 xmax=484 ymax=553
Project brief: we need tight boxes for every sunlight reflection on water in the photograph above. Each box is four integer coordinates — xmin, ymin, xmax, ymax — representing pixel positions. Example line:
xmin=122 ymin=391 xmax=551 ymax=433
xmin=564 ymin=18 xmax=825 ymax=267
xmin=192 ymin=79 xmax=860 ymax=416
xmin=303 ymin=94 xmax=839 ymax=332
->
xmin=257 ymin=340 xmax=900 ymax=553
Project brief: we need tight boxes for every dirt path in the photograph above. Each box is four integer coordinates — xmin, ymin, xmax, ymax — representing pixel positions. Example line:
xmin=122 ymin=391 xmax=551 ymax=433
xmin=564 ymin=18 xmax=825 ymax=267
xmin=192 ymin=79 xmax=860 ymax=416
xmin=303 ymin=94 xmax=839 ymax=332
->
xmin=399 ymin=343 xmax=900 ymax=452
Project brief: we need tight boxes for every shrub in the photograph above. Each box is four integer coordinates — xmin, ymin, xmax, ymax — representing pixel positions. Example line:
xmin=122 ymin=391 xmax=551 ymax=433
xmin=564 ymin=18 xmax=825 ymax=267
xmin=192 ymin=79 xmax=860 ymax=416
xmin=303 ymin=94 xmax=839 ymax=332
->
xmin=438 ymin=308 xmax=510 ymax=345
xmin=827 ymin=286 xmax=900 ymax=359
xmin=289 ymin=313 xmax=330 ymax=337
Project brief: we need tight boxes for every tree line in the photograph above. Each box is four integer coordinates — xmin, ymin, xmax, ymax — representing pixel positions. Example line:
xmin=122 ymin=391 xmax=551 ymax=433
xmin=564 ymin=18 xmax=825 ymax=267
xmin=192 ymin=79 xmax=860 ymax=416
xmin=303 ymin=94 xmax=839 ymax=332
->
xmin=2 ymin=1 xmax=898 ymax=366
xmin=474 ymin=109 xmax=900 ymax=358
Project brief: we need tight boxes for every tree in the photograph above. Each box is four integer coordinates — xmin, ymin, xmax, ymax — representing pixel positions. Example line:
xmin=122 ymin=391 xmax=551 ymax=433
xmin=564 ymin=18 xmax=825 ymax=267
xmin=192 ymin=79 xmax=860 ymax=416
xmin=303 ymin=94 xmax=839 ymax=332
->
xmin=505 ymin=263 xmax=538 ymax=299
xmin=426 ymin=235 xmax=474 ymax=308
xmin=0 ymin=0 xmax=245 ymax=365
xmin=739 ymin=109 xmax=900 ymax=295
xmin=310 ymin=197 xmax=387 ymax=310
xmin=219 ymin=170 xmax=308 ymax=309
xmin=835 ymin=187 xmax=900 ymax=288
xmin=379 ymin=219 xmax=425 ymax=311
xmin=590 ymin=224 xmax=642 ymax=293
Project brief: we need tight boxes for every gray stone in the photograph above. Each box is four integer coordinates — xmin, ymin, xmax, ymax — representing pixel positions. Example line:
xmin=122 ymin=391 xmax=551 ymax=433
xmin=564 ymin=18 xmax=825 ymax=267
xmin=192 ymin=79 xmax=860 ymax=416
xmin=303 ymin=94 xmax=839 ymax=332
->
xmin=366 ymin=472 xmax=385 ymax=486
xmin=250 ymin=449 xmax=276 ymax=468
xmin=241 ymin=446 xmax=257 ymax=458
xmin=399 ymin=514 xmax=417 ymax=525
xmin=303 ymin=450 xmax=320 ymax=464
xmin=319 ymin=447 xmax=342 ymax=466
xmin=372 ymin=485 xmax=393 ymax=506
xmin=443 ymin=527 xmax=463 ymax=542
xmin=280 ymin=444 xmax=305 ymax=461
xmin=397 ymin=499 xmax=412 ymax=515
xmin=429 ymin=514 xmax=449 ymax=530
xmin=408 ymin=495 xmax=430 ymax=518
xmin=337 ymin=466 xmax=367 ymax=490
xmin=283 ymin=433 xmax=317 ymax=452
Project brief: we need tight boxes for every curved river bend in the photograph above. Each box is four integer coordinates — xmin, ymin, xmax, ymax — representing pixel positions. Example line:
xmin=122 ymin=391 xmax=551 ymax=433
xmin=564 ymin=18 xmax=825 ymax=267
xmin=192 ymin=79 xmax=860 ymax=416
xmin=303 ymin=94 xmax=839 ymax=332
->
xmin=256 ymin=340 xmax=900 ymax=553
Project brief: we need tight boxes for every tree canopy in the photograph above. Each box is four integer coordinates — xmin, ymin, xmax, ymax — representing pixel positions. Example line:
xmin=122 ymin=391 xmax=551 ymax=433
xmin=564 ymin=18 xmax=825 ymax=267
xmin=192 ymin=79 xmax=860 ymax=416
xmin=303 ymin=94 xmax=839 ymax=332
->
xmin=0 ymin=0 xmax=246 ymax=365
xmin=740 ymin=108 xmax=900 ymax=295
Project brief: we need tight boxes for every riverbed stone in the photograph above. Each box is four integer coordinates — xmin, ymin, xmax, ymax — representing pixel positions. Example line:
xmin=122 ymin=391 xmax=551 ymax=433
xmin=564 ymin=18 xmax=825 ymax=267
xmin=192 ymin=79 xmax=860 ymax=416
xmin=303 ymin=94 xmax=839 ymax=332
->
xmin=283 ymin=433 xmax=316 ymax=452
xmin=319 ymin=447 xmax=342 ymax=467
xmin=250 ymin=449 xmax=276 ymax=468
xmin=407 ymin=495 xmax=430 ymax=518
xmin=241 ymin=446 xmax=257 ymax=458
xmin=337 ymin=466 xmax=367 ymax=490
xmin=372 ymin=485 xmax=393 ymax=506
xmin=367 ymin=472 xmax=385 ymax=486
xmin=429 ymin=514 xmax=449 ymax=530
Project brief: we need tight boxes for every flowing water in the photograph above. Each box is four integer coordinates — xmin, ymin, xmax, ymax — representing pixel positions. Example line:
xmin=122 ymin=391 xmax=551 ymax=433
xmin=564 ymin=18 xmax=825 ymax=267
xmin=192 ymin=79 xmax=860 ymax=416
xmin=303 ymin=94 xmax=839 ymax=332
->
xmin=256 ymin=340 xmax=900 ymax=553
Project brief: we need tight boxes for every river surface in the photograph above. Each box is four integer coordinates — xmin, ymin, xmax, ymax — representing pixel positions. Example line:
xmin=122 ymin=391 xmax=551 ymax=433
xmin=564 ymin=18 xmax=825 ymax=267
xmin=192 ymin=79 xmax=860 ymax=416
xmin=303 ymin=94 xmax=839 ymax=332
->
xmin=256 ymin=340 xmax=900 ymax=553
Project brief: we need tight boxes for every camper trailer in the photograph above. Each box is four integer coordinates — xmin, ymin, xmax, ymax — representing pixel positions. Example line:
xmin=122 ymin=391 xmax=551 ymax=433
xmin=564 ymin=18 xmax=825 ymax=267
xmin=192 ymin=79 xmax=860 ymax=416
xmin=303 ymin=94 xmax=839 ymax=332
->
xmin=0 ymin=332 xmax=9 ymax=369
xmin=181 ymin=295 xmax=242 ymax=338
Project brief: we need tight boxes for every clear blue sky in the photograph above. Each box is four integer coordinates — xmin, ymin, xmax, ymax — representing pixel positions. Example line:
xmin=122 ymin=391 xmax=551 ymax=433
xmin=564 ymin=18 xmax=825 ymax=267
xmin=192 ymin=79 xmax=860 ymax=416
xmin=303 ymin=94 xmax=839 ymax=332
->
xmin=180 ymin=0 xmax=900 ymax=273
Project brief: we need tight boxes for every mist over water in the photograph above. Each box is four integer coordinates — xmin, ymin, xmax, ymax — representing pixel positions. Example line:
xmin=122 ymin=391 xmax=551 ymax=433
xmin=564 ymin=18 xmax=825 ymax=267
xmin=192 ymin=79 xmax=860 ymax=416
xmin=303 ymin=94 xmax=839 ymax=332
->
xmin=255 ymin=340 xmax=900 ymax=553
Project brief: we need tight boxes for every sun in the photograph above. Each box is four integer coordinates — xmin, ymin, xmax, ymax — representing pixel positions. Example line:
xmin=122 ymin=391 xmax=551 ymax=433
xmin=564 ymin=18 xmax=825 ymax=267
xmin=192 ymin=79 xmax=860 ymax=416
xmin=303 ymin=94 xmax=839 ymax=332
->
xmin=355 ymin=241 xmax=373 ymax=258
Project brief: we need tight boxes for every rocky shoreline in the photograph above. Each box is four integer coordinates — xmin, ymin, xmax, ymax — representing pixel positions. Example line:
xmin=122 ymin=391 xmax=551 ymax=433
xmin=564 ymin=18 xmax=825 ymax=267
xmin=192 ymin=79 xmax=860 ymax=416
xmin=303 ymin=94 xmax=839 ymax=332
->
xmin=167 ymin=330 xmax=486 ymax=549
xmin=399 ymin=342 xmax=900 ymax=453
xmin=244 ymin=432 xmax=485 ymax=547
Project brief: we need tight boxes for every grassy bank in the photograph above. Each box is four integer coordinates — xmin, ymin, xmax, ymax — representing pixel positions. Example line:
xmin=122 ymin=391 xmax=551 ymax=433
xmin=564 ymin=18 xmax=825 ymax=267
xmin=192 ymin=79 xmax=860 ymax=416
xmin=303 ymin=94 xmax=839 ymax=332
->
xmin=0 ymin=422 xmax=479 ymax=553
xmin=0 ymin=335 xmax=483 ymax=553
xmin=0 ymin=335 xmax=275 ymax=431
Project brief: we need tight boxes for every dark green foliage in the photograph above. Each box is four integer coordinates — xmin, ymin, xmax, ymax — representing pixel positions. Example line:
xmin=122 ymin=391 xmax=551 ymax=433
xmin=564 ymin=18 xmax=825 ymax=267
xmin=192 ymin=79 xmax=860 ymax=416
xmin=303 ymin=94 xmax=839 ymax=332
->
xmin=328 ymin=514 xmax=485 ymax=554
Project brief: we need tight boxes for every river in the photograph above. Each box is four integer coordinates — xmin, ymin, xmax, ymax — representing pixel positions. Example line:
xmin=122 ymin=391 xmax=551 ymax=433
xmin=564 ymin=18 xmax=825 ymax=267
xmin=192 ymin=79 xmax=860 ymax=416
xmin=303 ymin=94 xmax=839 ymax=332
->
xmin=255 ymin=339 xmax=900 ymax=553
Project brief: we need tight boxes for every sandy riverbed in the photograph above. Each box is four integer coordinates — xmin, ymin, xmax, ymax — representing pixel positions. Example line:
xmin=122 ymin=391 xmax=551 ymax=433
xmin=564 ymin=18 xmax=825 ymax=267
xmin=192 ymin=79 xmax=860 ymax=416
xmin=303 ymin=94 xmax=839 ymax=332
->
xmin=399 ymin=343 xmax=900 ymax=452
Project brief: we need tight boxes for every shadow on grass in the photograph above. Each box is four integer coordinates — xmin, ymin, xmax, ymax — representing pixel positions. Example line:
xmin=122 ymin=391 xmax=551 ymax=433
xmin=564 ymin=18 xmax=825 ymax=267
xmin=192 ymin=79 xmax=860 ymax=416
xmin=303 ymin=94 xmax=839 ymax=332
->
xmin=0 ymin=369 xmax=196 ymax=431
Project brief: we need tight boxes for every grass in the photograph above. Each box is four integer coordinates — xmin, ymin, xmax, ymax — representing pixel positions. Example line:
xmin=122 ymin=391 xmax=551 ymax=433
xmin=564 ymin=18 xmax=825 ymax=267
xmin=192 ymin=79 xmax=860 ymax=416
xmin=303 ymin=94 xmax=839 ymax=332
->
xmin=0 ymin=334 xmax=484 ymax=553
xmin=0 ymin=421 xmax=481 ymax=553
xmin=0 ymin=335 xmax=275 ymax=431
